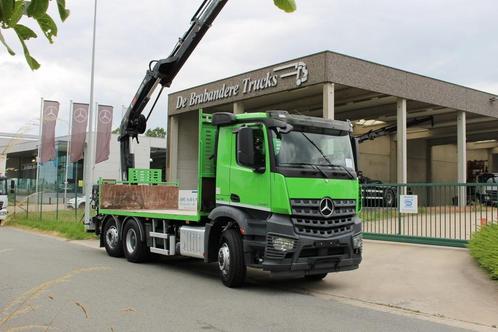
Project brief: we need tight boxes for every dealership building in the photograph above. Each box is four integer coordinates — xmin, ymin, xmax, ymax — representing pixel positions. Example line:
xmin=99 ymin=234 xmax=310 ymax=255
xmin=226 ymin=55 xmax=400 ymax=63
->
xmin=2 ymin=134 xmax=166 ymax=197
xmin=167 ymin=51 xmax=498 ymax=186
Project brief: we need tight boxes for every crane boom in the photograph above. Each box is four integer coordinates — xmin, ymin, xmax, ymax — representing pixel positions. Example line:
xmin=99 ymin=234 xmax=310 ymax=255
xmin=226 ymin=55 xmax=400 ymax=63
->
xmin=355 ymin=116 xmax=433 ymax=144
xmin=118 ymin=0 xmax=228 ymax=180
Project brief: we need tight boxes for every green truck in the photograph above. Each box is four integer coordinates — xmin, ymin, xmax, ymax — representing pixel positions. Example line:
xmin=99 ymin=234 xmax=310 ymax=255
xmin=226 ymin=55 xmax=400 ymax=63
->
xmin=92 ymin=111 xmax=362 ymax=287
xmin=88 ymin=0 xmax=361 ymax=287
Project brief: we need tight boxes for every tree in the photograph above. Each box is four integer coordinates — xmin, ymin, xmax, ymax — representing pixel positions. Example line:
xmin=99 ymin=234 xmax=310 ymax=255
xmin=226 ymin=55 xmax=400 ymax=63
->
xmin=0 ymin=0 xmax=70 ymax=70
xmin=274 ymin=0 xmax=296 ymax=13
xmin=1 ymin=0 xmax=295 ymax=70
xmin=145 ymin=127 xmax=166 ymax=138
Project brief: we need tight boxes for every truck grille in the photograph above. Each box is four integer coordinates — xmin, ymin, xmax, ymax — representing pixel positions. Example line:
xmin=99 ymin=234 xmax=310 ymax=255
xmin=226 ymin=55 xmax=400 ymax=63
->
xmin=0 ymin=201 xmax=3 ymax=210
xmin=290 ymin=199 xmax=356 ymax=238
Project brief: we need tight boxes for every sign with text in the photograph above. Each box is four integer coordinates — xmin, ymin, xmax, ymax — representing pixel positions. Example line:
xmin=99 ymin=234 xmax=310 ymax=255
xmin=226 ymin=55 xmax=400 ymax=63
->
xmin=175 ymin=61 xmax=309 ymax=110
xmin=179 ymin=190 xmax=198 ymax=211
xmin=399 ymin=195 xmax=418 ymax=214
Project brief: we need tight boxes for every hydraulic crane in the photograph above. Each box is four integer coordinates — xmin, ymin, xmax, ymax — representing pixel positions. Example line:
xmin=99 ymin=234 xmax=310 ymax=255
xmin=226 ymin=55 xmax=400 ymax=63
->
xmin=355 ymin=116 xmax=433 ymax=144
xmin=118 ymin=0 xmax=228 ymax=180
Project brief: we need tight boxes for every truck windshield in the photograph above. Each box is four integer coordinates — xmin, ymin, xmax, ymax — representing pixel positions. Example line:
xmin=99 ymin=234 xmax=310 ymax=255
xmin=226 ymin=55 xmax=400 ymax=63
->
xmin=0 ymin=179 xmax=7 ymax=196
xmin=271 ymin=130 xmax=355 ymax=171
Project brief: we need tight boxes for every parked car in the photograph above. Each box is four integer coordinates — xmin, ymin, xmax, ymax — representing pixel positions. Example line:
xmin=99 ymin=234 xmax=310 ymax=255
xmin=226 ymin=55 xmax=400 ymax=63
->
xmin=475 ymin=173 xmax=498 ymax=206
xmin=67 ymin=196 xmax=86 ymax=209
xmin=360 ymin=175 xmax=397 ymax=207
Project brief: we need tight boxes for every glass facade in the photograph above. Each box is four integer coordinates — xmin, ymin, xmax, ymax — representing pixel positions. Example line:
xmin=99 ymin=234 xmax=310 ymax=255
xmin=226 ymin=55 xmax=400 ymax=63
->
xmin=7 ymin=141 xmax=84 ymax=196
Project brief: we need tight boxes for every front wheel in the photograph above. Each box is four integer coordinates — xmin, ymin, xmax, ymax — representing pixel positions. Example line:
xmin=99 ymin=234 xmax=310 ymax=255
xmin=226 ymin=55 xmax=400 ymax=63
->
xmin=218 ymin=229 xmax=246 ymax=288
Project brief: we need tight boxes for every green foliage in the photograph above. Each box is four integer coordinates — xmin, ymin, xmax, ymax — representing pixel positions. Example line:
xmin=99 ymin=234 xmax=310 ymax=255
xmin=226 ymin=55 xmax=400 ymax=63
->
xmin=273 ymin=0 xmax=297 ymax=13
xmin=468 ymin=224 xmax=498 ymax=280
xmin=0 ymin=0 xmax=69 ymax=70
xmin=145 ymin=127 xmax=166 ymax=138
xmin=9 ymin=210 xmax=97 ymax=240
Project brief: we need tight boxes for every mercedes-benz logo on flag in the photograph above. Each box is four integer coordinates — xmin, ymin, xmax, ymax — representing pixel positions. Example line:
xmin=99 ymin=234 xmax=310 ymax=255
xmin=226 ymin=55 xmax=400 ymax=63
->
xmin=44 ymin=106 xmax=58 ymax=122
xmin=319 ymin=197 xmax=334 ymax=218
xmin=74 ymin=108 xmax=87 ymax=123
xmin=99 ymin=109 xmax=112 ymax=124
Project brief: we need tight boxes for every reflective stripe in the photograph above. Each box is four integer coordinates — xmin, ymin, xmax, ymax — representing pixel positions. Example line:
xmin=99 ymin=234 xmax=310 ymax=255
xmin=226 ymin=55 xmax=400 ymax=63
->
xmin=215 ymin=200 xmax=271 ymax=212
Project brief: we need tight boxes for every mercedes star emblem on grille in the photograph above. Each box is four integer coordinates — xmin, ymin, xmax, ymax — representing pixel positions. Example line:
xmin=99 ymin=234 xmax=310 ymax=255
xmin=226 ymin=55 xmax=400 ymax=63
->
xmin=319 ymin=198 xmax=334 ymax=217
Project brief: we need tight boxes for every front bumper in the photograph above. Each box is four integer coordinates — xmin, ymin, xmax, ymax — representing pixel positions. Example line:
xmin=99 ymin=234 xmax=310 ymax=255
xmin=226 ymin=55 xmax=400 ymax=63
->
xmin=244 ymin=213 xmax=362 ymax=278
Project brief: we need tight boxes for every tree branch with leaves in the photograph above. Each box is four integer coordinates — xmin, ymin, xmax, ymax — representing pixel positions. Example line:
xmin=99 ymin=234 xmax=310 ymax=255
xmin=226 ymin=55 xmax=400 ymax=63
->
xmin=0 ymin=0 xmax=69 ymax=70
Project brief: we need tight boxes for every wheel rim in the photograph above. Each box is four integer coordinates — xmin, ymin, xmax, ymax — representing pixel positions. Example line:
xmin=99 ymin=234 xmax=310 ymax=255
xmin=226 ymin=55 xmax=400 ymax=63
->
xmin=218 ymin=243 xmax=230 ymax=276
xmin=105 ymin=225 xmax=119 ymax=249
xmin=126 ymin=228 xmax=138 ymax=254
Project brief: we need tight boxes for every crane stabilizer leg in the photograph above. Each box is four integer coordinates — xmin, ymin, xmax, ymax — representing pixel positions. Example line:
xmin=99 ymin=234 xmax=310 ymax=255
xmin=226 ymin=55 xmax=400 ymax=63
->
xmin=118 ymin=0 xmax=228 ymax=181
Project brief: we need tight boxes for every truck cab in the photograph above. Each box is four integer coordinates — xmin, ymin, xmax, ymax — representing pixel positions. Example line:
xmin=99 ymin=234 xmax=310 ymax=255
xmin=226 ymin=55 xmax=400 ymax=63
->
xmin=93 ymin=111 xmax=362 ymax=287
xmin=0 ymin=176 xmax=8 ymax=221
xmin=211 ymin=111 xmax=362 ymax=276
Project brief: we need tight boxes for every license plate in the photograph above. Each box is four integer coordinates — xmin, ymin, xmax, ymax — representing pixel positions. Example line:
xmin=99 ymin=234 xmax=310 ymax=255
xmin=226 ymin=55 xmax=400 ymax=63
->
xmin=314 ymin=240 xmax=340 ymax=248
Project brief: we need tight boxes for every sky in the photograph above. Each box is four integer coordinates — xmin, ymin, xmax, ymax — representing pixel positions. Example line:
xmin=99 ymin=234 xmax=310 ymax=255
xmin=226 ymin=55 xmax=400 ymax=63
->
xmin=0 ymin=0 xmax=497 ymax=137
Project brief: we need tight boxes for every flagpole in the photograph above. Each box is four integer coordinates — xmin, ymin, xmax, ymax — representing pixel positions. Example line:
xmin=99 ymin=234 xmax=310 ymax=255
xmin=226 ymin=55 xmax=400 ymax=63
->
xmin=35 ymin=97 xmax=43 ymax=197
xmin=84 ymin=0 xmax=98 ymax=230
xmin=64 ymin=100 xmax=73 ymax=204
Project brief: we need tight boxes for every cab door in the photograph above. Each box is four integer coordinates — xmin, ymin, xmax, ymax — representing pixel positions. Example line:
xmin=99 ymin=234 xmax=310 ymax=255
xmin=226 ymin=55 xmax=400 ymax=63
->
xmin=229 ymin=124 xmax=271 ymax=211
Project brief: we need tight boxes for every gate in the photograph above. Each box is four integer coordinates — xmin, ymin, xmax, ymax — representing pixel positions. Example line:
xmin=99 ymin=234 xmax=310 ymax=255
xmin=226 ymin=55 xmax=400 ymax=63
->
xmin=361 ymin=183 xmax=498 ymax=247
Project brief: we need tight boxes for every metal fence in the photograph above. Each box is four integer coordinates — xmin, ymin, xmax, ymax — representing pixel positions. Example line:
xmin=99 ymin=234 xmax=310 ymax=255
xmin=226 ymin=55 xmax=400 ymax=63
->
xmin=361 ymin=182 xmax=498 ymax=247
xmin=7 ymin=179 xmax=85 ymax=223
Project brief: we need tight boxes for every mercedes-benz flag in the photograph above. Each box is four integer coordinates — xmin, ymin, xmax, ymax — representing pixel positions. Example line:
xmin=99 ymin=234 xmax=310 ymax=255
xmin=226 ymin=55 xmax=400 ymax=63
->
xmin=95 ymin=105 xmax=113 ymax=164
xmin=70 ymin=103 xmax=89 ymax=163
xmin=40 ymin=100 xmax=59 ymax=163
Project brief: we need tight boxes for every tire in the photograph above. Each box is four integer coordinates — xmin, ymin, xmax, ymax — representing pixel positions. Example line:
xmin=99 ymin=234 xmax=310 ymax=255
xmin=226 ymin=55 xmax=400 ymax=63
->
xmin=123 ymin=220 xmax=150 ymax=263
xmin=103 ymin=217 xmax=124 ymax=258
xmin=218 ymin=229 xmax=246 ymax=288
xmin=384 ymin=189 xmax=396 ymax=207
xmin=304 ymin=273 xmax=328 ymax=281
xmin=78 ymin=202 xmax=85 ymax=209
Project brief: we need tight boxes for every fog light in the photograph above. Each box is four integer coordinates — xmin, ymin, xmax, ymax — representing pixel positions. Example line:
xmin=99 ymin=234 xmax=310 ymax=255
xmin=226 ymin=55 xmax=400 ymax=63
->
xmin=272 ymin=236 xmax=295 ymax=252
xmin=353 ymin=233 xmax=363 ymax=249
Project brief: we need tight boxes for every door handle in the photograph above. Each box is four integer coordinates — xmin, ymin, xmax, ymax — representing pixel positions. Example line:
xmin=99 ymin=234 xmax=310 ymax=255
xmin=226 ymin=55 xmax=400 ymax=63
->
xmin=230 ymin=194 xmax=240 ymax=202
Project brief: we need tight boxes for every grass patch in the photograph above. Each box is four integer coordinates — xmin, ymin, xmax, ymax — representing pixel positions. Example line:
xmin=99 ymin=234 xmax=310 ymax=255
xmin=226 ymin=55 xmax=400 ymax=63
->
xmin=6 ymin=210 xmax=97 ymax=240
xmin=468 ymin=224 xmax=498 ymax=280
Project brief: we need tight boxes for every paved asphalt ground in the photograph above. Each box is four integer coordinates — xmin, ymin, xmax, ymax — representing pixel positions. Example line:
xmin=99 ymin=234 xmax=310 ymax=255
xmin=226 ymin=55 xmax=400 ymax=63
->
xmin=0 ymin=227 xmax=475 ymax=332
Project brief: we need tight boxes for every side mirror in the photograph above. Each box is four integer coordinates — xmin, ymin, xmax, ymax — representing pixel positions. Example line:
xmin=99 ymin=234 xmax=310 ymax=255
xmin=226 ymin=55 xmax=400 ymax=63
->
xmin=237 ymin=127 xmax=256 ymax=168
xmin=10 ymin=180 xmax=15 ymax=194
xmin=351 ymin=136 xmax=360 ymax=172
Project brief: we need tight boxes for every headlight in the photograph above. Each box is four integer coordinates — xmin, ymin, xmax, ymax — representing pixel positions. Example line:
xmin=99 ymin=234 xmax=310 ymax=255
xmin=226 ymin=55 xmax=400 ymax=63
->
xmin=353 ymin=233 xmax=363 ymax=249
xmin=272 ymin=236 xmax=295 ymax=252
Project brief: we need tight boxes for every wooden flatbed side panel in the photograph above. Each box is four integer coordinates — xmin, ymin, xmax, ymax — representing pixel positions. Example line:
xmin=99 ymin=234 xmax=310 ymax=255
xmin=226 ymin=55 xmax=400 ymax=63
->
xmin=101 ymin=184 xmax=179 ymax=210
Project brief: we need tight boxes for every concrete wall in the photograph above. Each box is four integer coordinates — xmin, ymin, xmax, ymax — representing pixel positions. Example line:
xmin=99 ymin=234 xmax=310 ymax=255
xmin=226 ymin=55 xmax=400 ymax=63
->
xmin=358 ymin=136 xmax=392 ymax=182
xmin=175 ymin=111 xmax=199 ymax=190
xmin=358 ymin=138 xmax=493 ymax=183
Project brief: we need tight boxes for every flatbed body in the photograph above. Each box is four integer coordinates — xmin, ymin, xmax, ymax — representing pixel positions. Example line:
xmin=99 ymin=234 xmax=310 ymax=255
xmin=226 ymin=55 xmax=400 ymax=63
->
xmin=98 ymin=208 xmax=201 ymax=221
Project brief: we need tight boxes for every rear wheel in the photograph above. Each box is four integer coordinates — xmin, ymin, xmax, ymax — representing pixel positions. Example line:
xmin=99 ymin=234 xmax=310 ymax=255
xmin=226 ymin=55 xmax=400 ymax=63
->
xmin=384 ymin=189 xmax=396 ymax=207
xmin=103 ymin=218 xmax=123 ymax=257
xmin=218 ymin=229 xmax=246 ymax=288
xmin=123 ymin=220 xmax=150 ymax=263
xmin=304 ymin=273 xmax=328 ymax=281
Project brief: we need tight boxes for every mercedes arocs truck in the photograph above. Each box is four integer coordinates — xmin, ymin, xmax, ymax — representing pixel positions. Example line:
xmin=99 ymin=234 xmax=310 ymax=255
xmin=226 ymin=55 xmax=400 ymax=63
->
xmin=88 ymin=0 xmax=362 ymax=287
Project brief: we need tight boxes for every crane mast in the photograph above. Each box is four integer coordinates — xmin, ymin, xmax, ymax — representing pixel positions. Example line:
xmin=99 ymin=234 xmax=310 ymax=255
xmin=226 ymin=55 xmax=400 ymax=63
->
xmin=118 ymin=0 xmax=228 ymax=180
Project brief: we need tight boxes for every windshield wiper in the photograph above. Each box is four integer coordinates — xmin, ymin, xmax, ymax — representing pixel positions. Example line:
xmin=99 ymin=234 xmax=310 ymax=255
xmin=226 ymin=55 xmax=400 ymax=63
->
xmin=299 ymin=132 xmax=354 ymax=179
xmin=279 ymin=162 xmax=329 ymax=178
